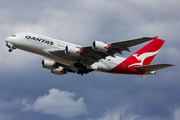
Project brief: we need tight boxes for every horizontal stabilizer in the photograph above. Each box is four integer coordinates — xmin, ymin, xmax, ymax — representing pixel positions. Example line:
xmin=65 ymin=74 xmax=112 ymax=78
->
xmin=134 ymin=64 xmax=174 ymax=71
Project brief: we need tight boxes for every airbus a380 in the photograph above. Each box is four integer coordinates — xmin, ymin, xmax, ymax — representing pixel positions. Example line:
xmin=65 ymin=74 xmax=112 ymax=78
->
xmin=5 ymin=32 xmax=174 ymax=78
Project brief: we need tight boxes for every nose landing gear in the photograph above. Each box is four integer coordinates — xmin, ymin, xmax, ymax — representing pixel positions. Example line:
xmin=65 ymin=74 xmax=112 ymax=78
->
xmin=8 ymin=48 xmax=15 ymax=52
xmin=6 ymin=42 xmax=16 ymax=52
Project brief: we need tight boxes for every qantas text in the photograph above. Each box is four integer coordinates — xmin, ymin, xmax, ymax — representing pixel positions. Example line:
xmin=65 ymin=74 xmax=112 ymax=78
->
xmin=25 ymin=35 xmax=54 ymax=45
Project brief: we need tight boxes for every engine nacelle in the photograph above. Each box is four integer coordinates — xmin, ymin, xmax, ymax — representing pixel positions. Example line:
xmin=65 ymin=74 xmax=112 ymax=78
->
xmin=41 ymin=60 xmax=57 ymax=69
xmin=51 ymin=67 xmax=66 ymax=75
xmin=65 ymin=46 xmax=81 ymax=56
xmin=92 ymin=41 xmax=109 ymax=52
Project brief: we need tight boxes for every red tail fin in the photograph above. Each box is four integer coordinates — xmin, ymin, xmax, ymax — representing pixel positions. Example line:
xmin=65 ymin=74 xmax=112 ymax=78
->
xmin=127 ymin=36 xmax=165 ymax=67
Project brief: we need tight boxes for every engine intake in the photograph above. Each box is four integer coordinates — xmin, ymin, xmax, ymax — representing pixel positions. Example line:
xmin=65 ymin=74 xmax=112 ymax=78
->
xmin=51 ymin=67 xmax=66 ymax=75
xmin=65 ymin=46 xmax=81 ymax=56
xmin=92 ymin=41 xmax=109 ymax=52
xmin=41 ymin=60 xmax=57 ymax=69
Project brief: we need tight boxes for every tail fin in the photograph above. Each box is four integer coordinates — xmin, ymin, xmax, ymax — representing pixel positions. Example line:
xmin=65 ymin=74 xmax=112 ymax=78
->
xmin=127 ymin=36 xmax=165 ymax=67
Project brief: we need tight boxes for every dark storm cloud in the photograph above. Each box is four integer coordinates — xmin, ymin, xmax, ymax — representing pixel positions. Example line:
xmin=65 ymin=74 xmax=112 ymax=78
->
xmin=0 ymin=0 xmax=180 ymax=120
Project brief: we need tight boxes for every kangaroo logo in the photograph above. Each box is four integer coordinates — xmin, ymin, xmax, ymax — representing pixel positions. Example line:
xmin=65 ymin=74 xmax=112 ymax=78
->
xmin=128 ymin=50 xmax=159 ymax=68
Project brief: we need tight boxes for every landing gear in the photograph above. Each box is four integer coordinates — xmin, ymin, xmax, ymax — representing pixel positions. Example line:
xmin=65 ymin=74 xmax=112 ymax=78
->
xmin=77 ymin=68 xmax=93 ymax=74
xmin=6 ymin=42 xmax=15 ymax=52
xmin=9 ymin=48 xmax=13 ymax=52
xmin=73 ymin=63 xmax=93 ymax=75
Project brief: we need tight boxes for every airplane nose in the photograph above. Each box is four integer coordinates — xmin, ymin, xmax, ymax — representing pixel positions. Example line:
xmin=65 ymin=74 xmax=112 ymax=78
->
xmin=6 ymin=36 xmax=14 ymax=43
xmin=5 ymin=35 xmax=16 ymax=43
xmin=5 ymin=36 xmax=11 ymax=42
xmin=5 ymin=35 xmax=17 ymax=52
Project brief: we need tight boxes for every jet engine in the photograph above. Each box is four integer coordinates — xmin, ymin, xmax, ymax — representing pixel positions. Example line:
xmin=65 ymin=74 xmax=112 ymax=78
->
xmin=51 ymin=67 xmax=66 ymax=75
xmin=41 ymin=60 xmax=57 ymax=69
xmin=92 ymin=41 xmax=109 ymax=52
xmin=65 ymin=46 xmax=81 ymax=56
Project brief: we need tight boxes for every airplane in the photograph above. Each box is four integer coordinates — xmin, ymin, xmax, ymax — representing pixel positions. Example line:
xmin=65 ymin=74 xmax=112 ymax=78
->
xmin=5 ymin=32 xmax=174 ymax=78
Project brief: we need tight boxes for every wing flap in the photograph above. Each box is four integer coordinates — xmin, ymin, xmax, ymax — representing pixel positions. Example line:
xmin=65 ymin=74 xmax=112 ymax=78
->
xmin=134 ymin=64 xmax=174 ymax=71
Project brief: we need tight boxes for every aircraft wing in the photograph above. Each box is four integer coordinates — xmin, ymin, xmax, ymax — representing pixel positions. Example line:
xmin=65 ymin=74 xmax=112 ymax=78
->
xmin=49 ymin=37 xmax=153 ymax=65
xmin=81 ymin=37 xmax=153 ymax=64
xmin=110 ymin=37 xmax=154 ymax=48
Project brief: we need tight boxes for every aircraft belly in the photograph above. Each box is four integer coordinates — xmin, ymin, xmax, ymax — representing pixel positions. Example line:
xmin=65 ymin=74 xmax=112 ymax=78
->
xmin=93 ymin=57 xmax=122 ymax=72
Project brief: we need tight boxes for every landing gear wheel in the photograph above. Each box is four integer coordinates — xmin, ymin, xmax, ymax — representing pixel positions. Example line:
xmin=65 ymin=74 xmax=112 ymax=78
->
xmin=9 ymin=49 xmax=13 ymax=52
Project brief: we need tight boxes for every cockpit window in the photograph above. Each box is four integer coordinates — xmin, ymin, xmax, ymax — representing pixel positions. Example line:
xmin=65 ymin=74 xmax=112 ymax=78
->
xmin=11 ymin=35 xmax=16 ymax=37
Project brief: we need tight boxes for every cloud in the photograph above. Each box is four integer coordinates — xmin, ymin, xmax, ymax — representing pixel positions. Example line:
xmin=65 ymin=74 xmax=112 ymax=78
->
xmin=173 ymin=108 xmax=180 ymax=120
xmin=0 ymin=23 xmax=47 ymax=73
xmin=98 ymin=112 xmax=120 ymax=120
xmin=22 ymin=88 xmax=87 ymax=118
xmin=88 ymin=104 xmax=139 ymax=120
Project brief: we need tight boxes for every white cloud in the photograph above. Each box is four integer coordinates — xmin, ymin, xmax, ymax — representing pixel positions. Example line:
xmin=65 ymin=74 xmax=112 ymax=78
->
xmin=173 ymin=108 xmax=180 ymax=120
xmin=88 ymin=105 xmax=139 ymax=120
xmin=22 ymin=88 xmax=87 ymax=118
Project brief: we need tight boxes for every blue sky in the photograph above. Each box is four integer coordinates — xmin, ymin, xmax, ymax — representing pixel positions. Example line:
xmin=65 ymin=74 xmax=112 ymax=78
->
xmin=0 ymin=0 xmax=179 ymax=120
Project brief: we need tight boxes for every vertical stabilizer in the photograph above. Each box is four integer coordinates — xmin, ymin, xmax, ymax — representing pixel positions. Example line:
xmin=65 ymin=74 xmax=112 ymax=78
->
xmin=127 ymin=37 xmax=165 ymax=67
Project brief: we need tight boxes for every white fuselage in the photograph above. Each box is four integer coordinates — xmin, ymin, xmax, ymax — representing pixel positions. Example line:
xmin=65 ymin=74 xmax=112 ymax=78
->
xmin=5 ymin=32 xmax=125 ymax=73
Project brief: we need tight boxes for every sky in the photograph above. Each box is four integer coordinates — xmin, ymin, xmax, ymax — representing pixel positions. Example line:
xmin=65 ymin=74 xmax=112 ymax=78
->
xmin=0 ymin=0 xmax=180 ymax=120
